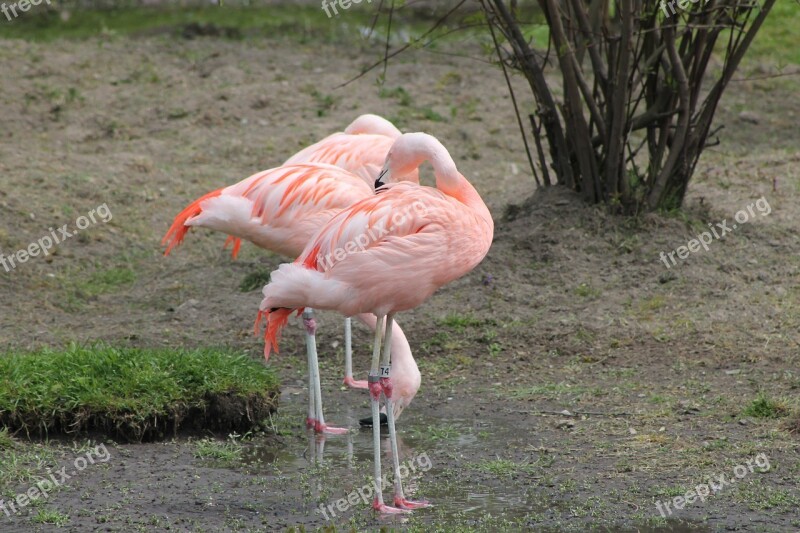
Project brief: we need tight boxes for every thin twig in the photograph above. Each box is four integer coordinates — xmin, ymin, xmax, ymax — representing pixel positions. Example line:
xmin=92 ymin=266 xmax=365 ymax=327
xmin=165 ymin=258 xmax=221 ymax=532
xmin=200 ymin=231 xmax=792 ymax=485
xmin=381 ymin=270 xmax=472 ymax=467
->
xmin=529 ymin=113 xmax=552 ymax=186
xmin=381 ymin=0 xmax=394 ymax=83
xmin=365 ymin=0 xmax=384 ymax=40
xmin=334 ymin=0 xmax=469 ymax=90
xmin=483 ymin=1 xmax=541 ymax=187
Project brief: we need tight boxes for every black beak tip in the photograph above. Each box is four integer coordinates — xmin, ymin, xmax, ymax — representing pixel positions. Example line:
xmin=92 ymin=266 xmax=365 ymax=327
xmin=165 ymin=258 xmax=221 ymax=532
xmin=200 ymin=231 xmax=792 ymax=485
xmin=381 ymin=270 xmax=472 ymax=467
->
xmin=374 ymin=168 xmax=389 ymax=190
xmin=359 ymin=413 xmax=388 ymax=427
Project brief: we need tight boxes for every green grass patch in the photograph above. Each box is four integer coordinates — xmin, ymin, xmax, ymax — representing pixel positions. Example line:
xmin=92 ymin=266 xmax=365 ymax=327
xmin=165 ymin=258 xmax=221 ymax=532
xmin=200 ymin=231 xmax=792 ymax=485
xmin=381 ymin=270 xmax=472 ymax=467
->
xmin=476 ymin=458 xmax=541 ymax=478
xmin=748 ymin=1 xmax=800 ymax=66
xmin=0 ymin=440 xmax=57 ymax=496
xmin=653 ymin=484 xmax=689 ymax=498
xmin=0 ymin=5 xmax=326 ymax=41
xmin=380 ymin=86 xmax=413 ymax=106
xmin=79 ymin=267 xmax=136 ymax=296
xmin=239 ymin=268 xmax=272 ymax=292
xmin=0 ymin=4 xmax=434 ymax=44
xmin=742 ymin=394 xmax=790 ymax=419
xmin=52 ymin=266 xmax=138 ymax=312
xmin=737 ymin=483 xmax=800 ymax=511
xmin=0 ymin=427 xmax=14 ymax=449
xmin=31 ymin=509 xmax=70 ymax=526
xmin=407 ymin=423 xmax=460 ymax=443
xmin=574 ymin=282 xmax=602 ymax=298
xmin=439 ymin=313 xmax=486 ymax=331
xmin=0 ymin=1 xmax=795 ymax=68
xmin=194 ymin=436 xmax=244 ymax=464
xmin=0 ymin=344 xmax=279 ymax=442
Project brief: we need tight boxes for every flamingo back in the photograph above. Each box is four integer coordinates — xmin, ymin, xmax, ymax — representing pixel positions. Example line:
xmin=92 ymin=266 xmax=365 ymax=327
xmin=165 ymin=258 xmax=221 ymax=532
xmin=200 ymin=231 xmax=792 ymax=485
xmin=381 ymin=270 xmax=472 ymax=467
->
xmin=167 ymin=164 xmax=372 ymax=258
xmin=284 ymin=133 xmax=419 ymax=186
xmin=263 ymin=182 xmax=492 ymax=316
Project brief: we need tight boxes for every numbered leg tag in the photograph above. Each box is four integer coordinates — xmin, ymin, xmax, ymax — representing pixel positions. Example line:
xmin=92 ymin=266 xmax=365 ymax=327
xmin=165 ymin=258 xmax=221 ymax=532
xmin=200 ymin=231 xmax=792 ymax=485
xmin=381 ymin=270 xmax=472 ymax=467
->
xmin=379 ymin=366 xmax=391 ymax=377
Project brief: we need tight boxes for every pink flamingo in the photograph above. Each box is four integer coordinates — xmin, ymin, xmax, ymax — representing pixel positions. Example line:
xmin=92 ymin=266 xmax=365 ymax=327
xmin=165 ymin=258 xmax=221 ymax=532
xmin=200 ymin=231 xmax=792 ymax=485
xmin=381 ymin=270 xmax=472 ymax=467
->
xmin=162 ymin=113 xmax=411 ymax=258
xmin=257 ymin=132 xmax=494 ymax=512
xmin=162 ymin=114 xmax=416 ymax=392
xmin=161 ymin=118 xmax=419 ymax=434
xmin=282 ymin=114 xmax=418 ymax=390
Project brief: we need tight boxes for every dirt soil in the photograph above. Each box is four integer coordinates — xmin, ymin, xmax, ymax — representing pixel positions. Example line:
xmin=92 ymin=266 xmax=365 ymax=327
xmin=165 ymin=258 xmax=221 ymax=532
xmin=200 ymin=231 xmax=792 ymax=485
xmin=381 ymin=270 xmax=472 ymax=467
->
xmin=0 ymin=21 xmax=799 ymax=533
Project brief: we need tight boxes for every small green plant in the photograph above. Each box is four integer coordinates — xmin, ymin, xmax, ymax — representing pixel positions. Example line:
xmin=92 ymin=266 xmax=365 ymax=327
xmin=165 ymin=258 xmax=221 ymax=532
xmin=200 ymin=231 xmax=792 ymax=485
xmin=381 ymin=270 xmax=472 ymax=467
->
xmin=420 ymin=331 xmax=450 ymax=354
xmin=82 ymin=267 xmax=136 ymax=295
xmin=440 ymin=313 xmax=484 ymax=331
xmin=54 ymin=266 xmax=139 ymax=311
xmin=743 ymin=395 xmax=789 ymax=419
xmin=653 ymin=485 xmax=687 ymax=498
xmin=419 ymin=107 xmax=445 ymax=123
xmin=639 ymin=295 xmax=667 ymax=312
xmin=32 ymin=509 xmax=70 ymax=526
xmin=410 ymin=424 xmax=457 ymax=442
xmin=488 ymin=342 xmax=502 ymax=357
xmin=476 ymin=458 xmax=537 ymax=478
xmin=194 ymin=436 xmax=244 ymax=463
xmin=239 ymin=269 xmax=272 ymax=292
xmin=379 ymin=86 xmax=412 ymax=106
xmin=574 ymin=283 xmax=601 ymax=298
xmin=0 ymin=428 xmax=14 ymax=449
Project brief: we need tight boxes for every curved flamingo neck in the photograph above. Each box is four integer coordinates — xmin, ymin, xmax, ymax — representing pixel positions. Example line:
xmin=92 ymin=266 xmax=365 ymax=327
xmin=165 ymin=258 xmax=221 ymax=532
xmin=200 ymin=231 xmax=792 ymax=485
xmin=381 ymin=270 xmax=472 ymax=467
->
xmin=387 ymin=132 xmax=493 ymax=237
xmin=354 ymin=314 xmax=416 ymax=369
xmin=420 ymin=139 xmax=493 ymax=228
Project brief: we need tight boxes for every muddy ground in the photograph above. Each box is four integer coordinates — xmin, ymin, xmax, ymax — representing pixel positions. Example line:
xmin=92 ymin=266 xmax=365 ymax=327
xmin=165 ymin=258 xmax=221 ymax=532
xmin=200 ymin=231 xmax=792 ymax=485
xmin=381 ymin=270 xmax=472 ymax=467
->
xmin=0 ymin=11 xmax=799 ymax=533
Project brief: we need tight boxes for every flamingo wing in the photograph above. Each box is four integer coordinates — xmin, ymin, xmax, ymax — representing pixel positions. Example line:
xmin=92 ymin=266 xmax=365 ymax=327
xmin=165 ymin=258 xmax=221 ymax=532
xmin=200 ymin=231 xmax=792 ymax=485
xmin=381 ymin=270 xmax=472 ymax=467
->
xmin=262 ymin=182 xmax=488 ymax=317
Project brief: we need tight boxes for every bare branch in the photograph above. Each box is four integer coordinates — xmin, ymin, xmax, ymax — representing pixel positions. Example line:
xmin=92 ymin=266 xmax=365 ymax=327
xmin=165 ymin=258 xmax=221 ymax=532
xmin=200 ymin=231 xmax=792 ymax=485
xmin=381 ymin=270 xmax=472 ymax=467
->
xmin=483 ymin=1 xmax=542 ymax=187
xmin=647 ymin=22 xmax=691 ymax=208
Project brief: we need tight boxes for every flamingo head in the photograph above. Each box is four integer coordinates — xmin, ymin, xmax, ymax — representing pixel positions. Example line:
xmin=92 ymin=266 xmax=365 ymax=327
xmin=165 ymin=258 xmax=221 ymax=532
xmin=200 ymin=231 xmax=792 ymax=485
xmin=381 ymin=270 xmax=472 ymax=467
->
xmin=376 ymin=132 xmax=456 ymax=189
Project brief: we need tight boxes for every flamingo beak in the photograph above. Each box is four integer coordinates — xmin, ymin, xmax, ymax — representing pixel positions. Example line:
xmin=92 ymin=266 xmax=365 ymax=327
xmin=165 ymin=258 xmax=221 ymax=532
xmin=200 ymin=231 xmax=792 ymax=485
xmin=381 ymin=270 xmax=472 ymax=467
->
xmin=374 ymin=168 xmax=389 ymax=190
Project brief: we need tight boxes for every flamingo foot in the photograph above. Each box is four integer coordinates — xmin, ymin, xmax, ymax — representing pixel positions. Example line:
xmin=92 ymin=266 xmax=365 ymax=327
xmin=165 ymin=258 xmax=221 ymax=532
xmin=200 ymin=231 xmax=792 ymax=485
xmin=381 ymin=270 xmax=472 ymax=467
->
xmin=343 ymin=376 xmax=369 ymax=389
xmin=394 ymin=496 xmax=431 ymax=510
xmin=372 ymin=498 xmax=409 ymax=514
xmin=308 ymin=419 xmax=349 ymax=435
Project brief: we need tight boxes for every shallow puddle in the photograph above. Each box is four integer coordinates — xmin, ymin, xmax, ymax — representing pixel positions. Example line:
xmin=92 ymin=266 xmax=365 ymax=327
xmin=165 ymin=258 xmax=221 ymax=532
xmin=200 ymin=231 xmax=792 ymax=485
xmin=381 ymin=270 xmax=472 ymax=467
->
xmin=241 ymin=399 xmax=712 ymax=531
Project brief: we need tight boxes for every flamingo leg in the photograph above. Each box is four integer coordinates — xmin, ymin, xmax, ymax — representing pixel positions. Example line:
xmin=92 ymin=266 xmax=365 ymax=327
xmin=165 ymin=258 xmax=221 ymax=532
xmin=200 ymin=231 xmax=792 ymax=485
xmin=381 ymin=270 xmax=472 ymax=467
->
xmin=316 ymin=433 xmax=325 ymax=463
xmin=343 ymin=317 xmax=368 ymax=389
xmin=305 ymin=318 xmax=316 ymax=429
xmin=303 ymin=309 xmax=348 ymax=435
xmin=381 ymin=315 xmax=430 ymax=510
xmin=346 ymin=430 xmax=355 ymax=469
xmin=369 ymin=315 xmax=405 ymax=514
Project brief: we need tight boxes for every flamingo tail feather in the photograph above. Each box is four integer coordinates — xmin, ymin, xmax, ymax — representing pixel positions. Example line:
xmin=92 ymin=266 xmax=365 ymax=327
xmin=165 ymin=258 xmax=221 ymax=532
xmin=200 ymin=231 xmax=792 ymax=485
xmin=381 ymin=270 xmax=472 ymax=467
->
xmin=162 ymin=189 xmax=223 ymax=256
xmin=255 ymin=307 xmax=299 ymax=361
xmin=223 ymin=235 xmax=243 ymax=259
